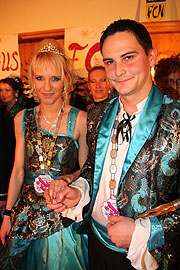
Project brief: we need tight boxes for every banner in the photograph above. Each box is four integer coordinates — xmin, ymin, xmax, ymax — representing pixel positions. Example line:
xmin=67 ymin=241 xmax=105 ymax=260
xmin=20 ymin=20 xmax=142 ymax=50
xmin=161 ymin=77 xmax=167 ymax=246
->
xmin=65 ymin=25 xmax=105 ymax=77
xmin=0 ymin=35 xmax=21 ymax=79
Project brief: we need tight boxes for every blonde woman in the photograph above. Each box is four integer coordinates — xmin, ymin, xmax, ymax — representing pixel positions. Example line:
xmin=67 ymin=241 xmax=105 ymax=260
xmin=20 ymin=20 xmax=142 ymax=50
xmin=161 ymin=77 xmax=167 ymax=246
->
xmin=0 ymin=39 xmax=89 ymax=270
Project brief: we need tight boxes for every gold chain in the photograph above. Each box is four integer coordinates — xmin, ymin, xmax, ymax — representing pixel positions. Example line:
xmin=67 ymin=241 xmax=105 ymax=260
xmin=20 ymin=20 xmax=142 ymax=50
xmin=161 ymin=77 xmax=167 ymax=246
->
xmin=36 ymin=106 xmax=63 ymax=173
xmin=109 ymin=118 xmax=119 ymax=199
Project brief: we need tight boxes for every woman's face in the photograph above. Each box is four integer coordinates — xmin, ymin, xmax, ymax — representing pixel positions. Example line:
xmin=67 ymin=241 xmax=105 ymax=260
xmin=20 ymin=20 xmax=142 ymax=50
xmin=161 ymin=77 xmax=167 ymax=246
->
xmin=0 ymin=82 xmax=16 ymax=104
xmin=33 ymin=65 xmax=64 ymax=106
xmin=88 ymin=69 xmax=109 ymax=102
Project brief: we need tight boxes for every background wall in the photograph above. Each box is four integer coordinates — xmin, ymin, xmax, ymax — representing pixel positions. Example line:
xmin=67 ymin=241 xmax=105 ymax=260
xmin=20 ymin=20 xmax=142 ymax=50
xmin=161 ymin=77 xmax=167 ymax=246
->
xmin=0 ymin=0 xmax=180 ymax=35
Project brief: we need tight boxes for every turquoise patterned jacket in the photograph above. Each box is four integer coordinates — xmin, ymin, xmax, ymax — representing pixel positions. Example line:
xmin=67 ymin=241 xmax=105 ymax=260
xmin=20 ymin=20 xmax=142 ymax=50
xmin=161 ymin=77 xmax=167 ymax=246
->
xmin=79 ymin=84 xmax=180 ymax=269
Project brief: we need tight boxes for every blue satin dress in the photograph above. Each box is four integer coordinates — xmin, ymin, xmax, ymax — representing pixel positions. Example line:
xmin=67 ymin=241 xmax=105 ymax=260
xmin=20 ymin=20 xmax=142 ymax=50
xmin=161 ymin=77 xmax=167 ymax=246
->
xmin=2 ymin=107 xmax=88 ymax=270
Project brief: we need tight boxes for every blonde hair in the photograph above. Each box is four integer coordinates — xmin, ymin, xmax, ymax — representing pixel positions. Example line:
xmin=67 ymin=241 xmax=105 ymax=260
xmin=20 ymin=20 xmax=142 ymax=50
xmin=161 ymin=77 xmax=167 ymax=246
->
xmin=28 ymin=39 xmax=76 ymax=106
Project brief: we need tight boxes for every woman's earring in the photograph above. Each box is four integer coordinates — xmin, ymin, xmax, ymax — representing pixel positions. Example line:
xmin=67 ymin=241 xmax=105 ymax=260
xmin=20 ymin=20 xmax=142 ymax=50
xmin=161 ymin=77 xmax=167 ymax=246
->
xmin=15 ymin=92 xmax=18 ymax=101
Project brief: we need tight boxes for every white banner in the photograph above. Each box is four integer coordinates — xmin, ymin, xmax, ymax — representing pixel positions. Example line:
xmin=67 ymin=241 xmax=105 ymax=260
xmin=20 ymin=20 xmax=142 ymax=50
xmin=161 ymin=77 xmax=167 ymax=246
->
xmin=65 ymin=25 xmax=105 ymax=77
xmin=0 ymin=35 xmax=21 ymax=79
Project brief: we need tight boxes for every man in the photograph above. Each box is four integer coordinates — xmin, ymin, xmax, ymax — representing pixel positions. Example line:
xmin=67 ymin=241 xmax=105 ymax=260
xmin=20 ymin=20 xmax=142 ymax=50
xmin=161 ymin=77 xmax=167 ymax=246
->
xmin=45 ymin=19 xmax=180 ymax=270
xmin=78 ymin=19 xmax=180 ymax=270
xmin=154 ymin=54 xmax=180 ymax=100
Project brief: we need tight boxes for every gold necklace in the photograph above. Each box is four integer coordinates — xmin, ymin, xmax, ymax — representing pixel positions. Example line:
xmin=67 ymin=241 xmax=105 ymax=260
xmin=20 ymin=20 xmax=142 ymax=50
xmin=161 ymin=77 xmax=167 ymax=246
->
xmin=36 ymin=106 xmax=62 ymax=173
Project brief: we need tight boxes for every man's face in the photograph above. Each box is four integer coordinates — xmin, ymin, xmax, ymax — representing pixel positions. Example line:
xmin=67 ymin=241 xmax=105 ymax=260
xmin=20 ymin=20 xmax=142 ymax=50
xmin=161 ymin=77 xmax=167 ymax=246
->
xmin=167 ymin=71 xmax=180 ymax=91
xmin=102 ymin=31 xmax=156 ymax=101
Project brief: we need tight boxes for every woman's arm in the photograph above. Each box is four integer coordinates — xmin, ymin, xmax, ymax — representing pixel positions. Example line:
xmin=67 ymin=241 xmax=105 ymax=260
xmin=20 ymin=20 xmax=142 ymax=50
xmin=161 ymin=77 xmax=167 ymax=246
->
xmin=0 ymin=110 xmax=25 ymax=244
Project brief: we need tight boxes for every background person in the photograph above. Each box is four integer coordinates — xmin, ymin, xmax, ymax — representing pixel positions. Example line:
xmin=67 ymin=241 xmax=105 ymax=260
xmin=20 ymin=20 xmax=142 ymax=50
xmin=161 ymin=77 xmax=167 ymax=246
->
xmin=154 ymin=54 xmax=180 ymax=99
xmin=88 ymin=65 xmax=113 ymax=104
xmin=0 ymin=110 xmax=14 ymax=226
xmin=70 ymin=77 xmax=92 ymax=111
xmin=0 ymin=76 xmax=25 ymax=118
xmin=0 ymin=39 xmax=89 ymax=270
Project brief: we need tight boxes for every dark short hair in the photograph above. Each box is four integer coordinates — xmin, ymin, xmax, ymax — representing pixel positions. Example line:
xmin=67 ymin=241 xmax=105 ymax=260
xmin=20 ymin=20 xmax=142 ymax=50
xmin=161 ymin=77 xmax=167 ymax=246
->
xmin=154 ymin=54 xmax=180 ymax=88
xmin=100 ymin=19 xmax=152 ymax=56
xmin=0 ymin=76 xmax=24 ymax=97
xmin=88 ymin=65 xmax=105 ymax=81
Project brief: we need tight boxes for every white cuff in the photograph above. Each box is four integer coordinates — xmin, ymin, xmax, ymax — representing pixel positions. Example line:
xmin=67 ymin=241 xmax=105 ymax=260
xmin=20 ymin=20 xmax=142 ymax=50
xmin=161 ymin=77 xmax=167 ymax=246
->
xmin=61 ymin=177 xmax=90 ymax=222
xmin=127 ymin=218 xmax=158 ymax=270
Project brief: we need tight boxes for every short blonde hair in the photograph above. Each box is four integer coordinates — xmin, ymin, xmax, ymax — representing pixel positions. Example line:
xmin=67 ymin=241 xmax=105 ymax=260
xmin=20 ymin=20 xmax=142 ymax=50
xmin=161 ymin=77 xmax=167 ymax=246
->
xmin=28 ymin=38 xmax=76 ymax=106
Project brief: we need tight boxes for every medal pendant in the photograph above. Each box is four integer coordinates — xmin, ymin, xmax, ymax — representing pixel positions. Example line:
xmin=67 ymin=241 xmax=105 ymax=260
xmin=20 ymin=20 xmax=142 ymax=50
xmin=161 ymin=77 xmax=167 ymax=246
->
xmin=34 ymin=175 xmax=53 ymax=194
xmin=40 ymin=164 xmax=45 ymax=170
xmin=109 ymin=179 xmax=116 ymax=189
xmin=39 ymin=155 xmax=43 ymax=162
xmin=47 ymin=160 xmax=51 ymax=166
xmin=102 ymin=198 xmax=120 ymax=220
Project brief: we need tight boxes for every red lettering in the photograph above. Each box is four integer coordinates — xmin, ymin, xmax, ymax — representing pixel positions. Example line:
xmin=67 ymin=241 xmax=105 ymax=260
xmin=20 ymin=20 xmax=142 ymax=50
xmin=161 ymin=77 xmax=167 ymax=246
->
xmin=85 ymin=42 xmax=100 ymax=71
xmin=68 ymin=43 xmax=88 ymax=62
xmin=11 ymin=51 xmax=19 ymax=71
xmin=0 ymin=51 xmax=20 ymax=72
xmin=1 ymin=52 xmax=10 ymax=71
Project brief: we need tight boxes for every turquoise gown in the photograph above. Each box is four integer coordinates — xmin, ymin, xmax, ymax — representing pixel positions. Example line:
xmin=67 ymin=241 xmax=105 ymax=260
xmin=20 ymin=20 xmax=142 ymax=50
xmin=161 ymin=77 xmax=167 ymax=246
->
xmin=1 ymin=107 xmax=88 ymax=270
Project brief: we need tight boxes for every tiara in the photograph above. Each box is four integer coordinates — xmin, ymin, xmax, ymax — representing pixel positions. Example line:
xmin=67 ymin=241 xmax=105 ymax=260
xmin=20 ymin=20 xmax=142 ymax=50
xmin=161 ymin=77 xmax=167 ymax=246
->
xmin=39 ymin=43 xmax=64 ymax=56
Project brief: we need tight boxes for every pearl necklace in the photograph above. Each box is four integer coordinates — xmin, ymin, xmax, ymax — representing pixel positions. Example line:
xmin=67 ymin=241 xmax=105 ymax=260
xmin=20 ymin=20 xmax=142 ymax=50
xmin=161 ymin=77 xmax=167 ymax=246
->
xmin=41 ymin=107 xmax=62 ymax=131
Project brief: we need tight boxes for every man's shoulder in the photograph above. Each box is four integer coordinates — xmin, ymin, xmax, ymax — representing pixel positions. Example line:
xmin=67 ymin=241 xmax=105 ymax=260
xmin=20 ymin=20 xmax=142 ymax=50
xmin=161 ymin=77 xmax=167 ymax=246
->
xmin=160 ymin=95 xmax=180 ymax=129
xmin=162 ymin=95 xmax=180 ymax=109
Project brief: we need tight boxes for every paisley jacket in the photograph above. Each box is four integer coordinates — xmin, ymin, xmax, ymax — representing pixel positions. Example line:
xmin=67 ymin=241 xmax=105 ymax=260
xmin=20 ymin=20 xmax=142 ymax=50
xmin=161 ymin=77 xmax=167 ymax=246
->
xmin=79 ymin=84 xmax=180 ymax=269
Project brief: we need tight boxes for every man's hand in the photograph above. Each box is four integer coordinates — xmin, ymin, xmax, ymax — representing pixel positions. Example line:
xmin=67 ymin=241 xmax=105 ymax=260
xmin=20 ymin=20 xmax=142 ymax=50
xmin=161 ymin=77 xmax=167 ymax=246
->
xmin=44 ymin=185 xmax=81 ymax=213
xmin=44 ymin=178 xmax=68 ymax=204
xmin=106 ymin=216 xmax=135 ymax=248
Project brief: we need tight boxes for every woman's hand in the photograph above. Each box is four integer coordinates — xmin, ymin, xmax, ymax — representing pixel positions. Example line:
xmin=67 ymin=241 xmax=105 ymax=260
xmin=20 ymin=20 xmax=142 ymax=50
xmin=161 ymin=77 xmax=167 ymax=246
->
xmin=0 ymin=216 xmax=11 ymax=245
xmin=44 ymin=171 xmax=81 ymax=204
xmin=44 ymin=178 xmax=68 ymax=204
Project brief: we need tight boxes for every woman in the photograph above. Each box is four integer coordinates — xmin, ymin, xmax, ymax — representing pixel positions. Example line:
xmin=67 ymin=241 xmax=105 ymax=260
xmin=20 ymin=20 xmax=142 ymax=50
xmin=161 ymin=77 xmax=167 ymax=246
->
xmin=0 ymin=77 xmax=26 ymax=216
xmin=0 ymin=77 xmax=26 ymax=167
xmin=0 ymin=39 xmax=89 ymax=270
xmin=0 ymin=110 xmax=14 ymax=226
xmin=0 ymin=76 xmax=25 ymax=118
xmin=87 ymin=66 xmax=114 ymax=111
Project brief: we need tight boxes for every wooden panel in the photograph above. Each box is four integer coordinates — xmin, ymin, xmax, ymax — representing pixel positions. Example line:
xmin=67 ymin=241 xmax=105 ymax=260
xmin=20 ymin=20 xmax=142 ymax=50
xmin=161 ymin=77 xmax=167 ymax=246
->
xmin=142 ymin=21 xmax=180 ymax=62
xmin=18 ymin=29 xmax=64 ymax=81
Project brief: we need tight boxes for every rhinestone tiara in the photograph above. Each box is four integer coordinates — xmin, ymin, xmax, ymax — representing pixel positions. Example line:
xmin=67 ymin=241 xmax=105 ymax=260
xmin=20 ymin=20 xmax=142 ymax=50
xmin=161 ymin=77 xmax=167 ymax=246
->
xmin=39 ymin=43 xmax=64 ymax=56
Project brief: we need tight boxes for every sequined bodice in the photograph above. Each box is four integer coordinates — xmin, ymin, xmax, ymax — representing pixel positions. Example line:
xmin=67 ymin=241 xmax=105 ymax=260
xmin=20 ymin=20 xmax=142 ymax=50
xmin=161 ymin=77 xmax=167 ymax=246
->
xmin=23 ymin=107 xmax=80 ymax=185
